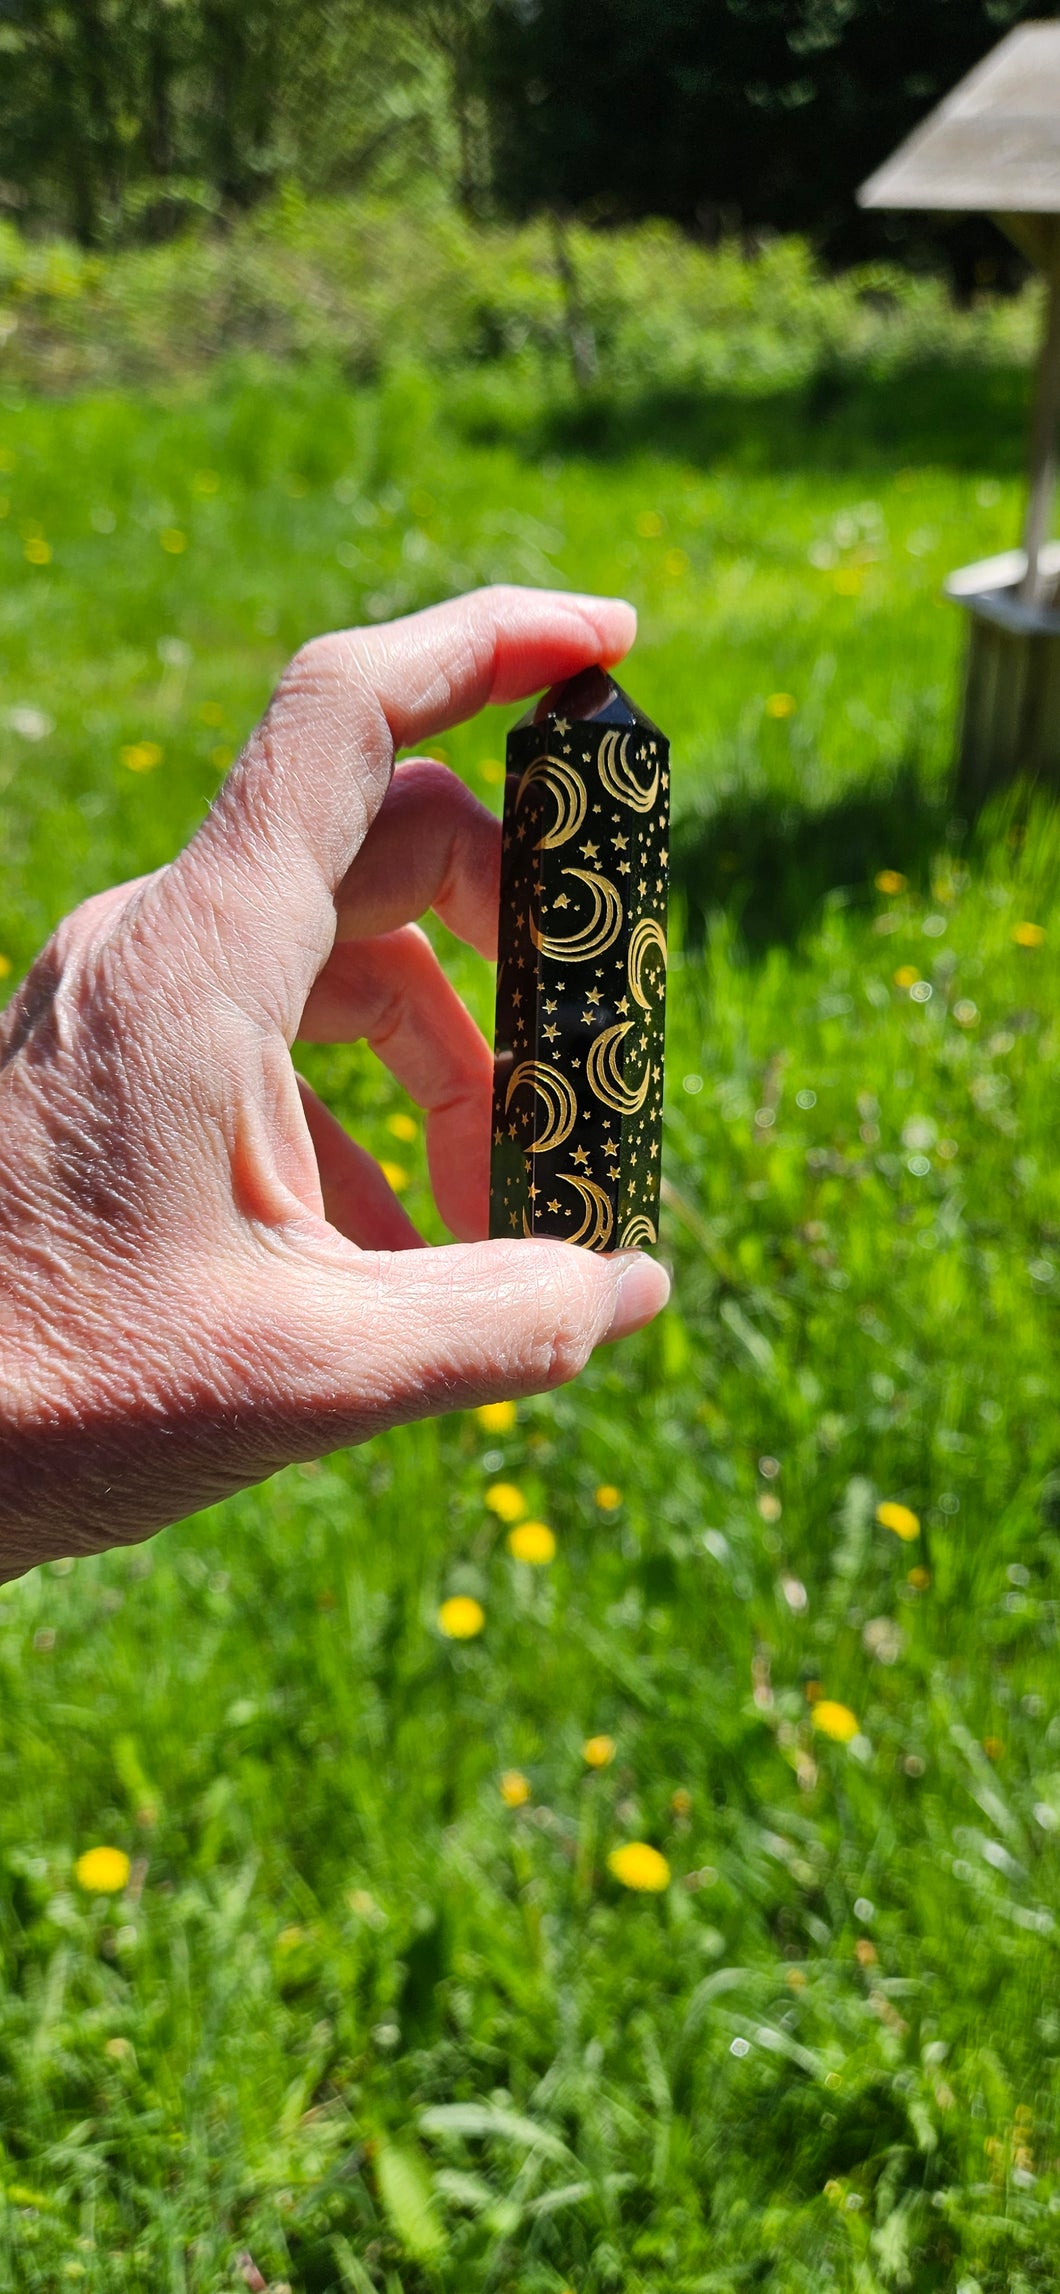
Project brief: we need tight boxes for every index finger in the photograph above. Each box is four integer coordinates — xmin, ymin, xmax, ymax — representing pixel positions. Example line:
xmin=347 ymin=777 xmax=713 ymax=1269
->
xmin=167 ymin=586 xmax=636 ymax=1035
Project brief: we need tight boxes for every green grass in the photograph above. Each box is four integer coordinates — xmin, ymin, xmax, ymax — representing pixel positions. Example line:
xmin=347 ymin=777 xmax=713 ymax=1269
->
xmin=3 ymin=353 xmax=1060 ymax=2292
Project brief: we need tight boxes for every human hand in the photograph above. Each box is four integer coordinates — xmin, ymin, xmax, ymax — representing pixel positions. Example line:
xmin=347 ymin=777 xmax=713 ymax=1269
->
xmin=0 ymin=586 xmax=670 ymax=1579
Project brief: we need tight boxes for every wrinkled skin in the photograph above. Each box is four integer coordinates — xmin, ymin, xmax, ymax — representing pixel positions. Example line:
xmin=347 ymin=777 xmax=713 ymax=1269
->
xmin=0 ymin=587 xmax=669 ymax=1581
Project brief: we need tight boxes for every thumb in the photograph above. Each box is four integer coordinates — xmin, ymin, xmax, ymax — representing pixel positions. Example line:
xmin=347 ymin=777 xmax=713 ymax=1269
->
xmin=263 ymin=1238 xmax=671 ymax=1437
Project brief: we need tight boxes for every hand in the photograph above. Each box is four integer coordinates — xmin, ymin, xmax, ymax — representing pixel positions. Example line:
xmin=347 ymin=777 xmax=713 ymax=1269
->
xmin=0 ymin=586 xmax=670 ymax=1579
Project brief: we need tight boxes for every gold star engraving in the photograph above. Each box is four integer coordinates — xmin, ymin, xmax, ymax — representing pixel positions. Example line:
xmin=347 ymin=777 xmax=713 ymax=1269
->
xmin=572 ymin=1145 xmax=590 ymax=1169
xmin=618 ymin=861 xmax=631 ymax=875
xmin=581 ymin=1010 xmax=594 ymax=1026
xmin=554 ymin=892 xmax=570 ymax=909
xmin=659 ymin=847 xmax=668 ymax=864
xmin=580 ymin=840 xmax=599 ymax=860
xmin=508 ymin=1123 xmax=517 ymax=1140
xmin=555 ymin=717 xmax=569 ymax=734
xmin=544 ymin=998 xmax=557 ymax=1014
xmin=616 ymin=995 xmax=630 ymax=1015
xmin=493 ymin=1127 xmax=503 ymax=1145
xmin=615 ymin=832 xmax=628 ymax=851
xmin=586 ymin=987 xmax=601 ymax=1005
xmin=543 ymin=1023 xmax=559 ymax=1042
xmin=638 ymin=879 xmax=647 ymax=896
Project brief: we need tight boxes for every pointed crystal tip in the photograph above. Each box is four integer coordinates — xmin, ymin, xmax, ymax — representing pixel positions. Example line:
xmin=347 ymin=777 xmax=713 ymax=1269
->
xmin=515 ymin=664 xmax=662 ymax=734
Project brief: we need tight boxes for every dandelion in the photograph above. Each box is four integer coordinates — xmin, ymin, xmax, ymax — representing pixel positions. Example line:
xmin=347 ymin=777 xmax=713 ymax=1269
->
xmin=23 ymin=537 xmax=50 ymax=565
xmin=595 ymin=1484 xmax=621 ymax=1510
xmin=437 ymin=1595 xmax=484 ymax=1640
xmin=670 ymin=1787 xmax=692 ymax=1818
xmin=893 ymin=964 xmax=919 ymax=990
xmin=75 ymin=1846 xmax=130 ymax=1894
xmin=907 ymin=1566 xmax=931 ymax=1590
xmin=160 ymin=528 xmax=186 ymax=554
xmin=380 ymin=1160 xmax=408 ymax=1192
xmin=833 ymin=567 xmax=863 ymax=596
xmin=765 ymin=692 xmax=796 ymax=719
xmin=983 ymin=1736 xmax=1004 ymax=1761
xmin=811 ymin=1700 xmax=860 ymax=1744
xmin=486 ymin=1481 xmax=526 ymax=1523
xmin=875 ymin=869 xmax=906 ymax=894
xmin=583 ymin=1734 xmax=616 ymax=1768
xmin=507 ymin=1519 xmax=556 ymax=1564
xmin=876 ymin=1500 xmax=920 ymax=1541
xmin=854 ymin=1937 xmax=878 ymax=1967
xmin=608 ymin=1842 xmax=671 ymax=1892
xmin=0 ymin=955 xmax=11 ymax=978
xmin=1014 ymin=921 xmax=1045 ymax=948
xmin=476 ymin=1399 xmax=516 ymax=1432
xmin=499 ymin=1770 xmax=531 ymax=1807
xmin=478 ymin=758 xmax=504 ymax=785
xmin=636 ymin=510 xmax=663 ymax=538
xmin=120 ymin=741 xmax=163 ymax=774
xmin=387 ymin=1110 xmax=418 ymax=1144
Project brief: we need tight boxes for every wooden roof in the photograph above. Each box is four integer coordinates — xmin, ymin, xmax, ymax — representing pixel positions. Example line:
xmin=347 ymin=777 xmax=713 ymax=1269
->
xmin=859 ymin=23 xmax=1060 ymax=215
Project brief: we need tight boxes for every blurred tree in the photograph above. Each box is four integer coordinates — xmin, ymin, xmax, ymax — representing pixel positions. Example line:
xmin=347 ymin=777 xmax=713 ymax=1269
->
xmin=0 ymin=0 xmax=451 ymax=242
xmin=480 ymin=0 xmax=1058 ymax=281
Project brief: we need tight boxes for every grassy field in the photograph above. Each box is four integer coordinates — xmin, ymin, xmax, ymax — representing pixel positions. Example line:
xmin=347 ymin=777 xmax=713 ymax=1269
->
xmin=2 ymin=344 xmax=1060 ymax=2293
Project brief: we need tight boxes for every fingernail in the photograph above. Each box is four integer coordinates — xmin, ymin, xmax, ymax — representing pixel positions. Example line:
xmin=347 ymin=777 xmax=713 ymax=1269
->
xmin=603 ymin=1251 xmax=671 ymax=1342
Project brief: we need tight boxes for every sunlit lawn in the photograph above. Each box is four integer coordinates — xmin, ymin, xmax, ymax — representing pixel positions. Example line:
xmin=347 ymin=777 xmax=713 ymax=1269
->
xmin=2 ymin=358 xmax=1060 ymax=2293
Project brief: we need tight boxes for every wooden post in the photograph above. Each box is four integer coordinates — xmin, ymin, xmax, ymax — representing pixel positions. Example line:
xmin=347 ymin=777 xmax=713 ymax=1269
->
xmin=1020 ymin=255 xmax=1060 ymax=603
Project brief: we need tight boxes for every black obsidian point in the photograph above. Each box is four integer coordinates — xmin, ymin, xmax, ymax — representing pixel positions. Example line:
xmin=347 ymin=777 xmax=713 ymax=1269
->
xmin=489 ymin=666 xmax=669 ymax=1255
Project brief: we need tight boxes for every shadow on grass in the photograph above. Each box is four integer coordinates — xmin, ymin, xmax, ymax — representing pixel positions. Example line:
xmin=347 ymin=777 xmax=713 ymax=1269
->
xmin=463 ymin=359 xmax=1029 ymax=476
xmin=672 ymin=762 xmax=955 ymax=955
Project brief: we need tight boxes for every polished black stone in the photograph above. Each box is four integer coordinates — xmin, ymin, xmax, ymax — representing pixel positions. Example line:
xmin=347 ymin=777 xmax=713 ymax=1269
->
xmin=489 ymin=668 xmax=669 ymax=1254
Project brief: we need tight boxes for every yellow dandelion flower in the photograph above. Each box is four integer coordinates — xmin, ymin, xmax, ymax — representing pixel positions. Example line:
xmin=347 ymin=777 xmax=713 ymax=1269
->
xmin=983 ymin=1735 xmax=1004 ymax=1761
xmin=893 ymin=964 xmax=919 ymax=990
xmin=670 ymin=1787 xmax=692 ymax=1818
xmin=875 ymin=869 xmax=906 ymax=895
xmin=876 ymin=1500 xmax=920 ymax=1541
xmin=476 ymin=1400 xmax=517 ymax=1433
xmin=636 ymin=510 xmax=663 ymax=538
xmin=1014 ymin=921 xmax=1045 ymax=948
xmin=120 ymin=740 xmax=163 ymax=774
xmin=811 ymin=1701 xmax=860 ymax=1744
xmin=595 ymin=1483 xmax=621 ymax=1510
xmin=160 ymin=528 xmax=186 ymax=554
xmin=583 ymin=1733 xmax=616 ymax=1768
xmin=386 ymin=1110 xmax=418 ymax=1143
xmin=765 ymin=692 xmax=796 ymax=719
xmin=907 ymin=1565 xmax=931 ymax=1589
xmin=437 ymin=1595 xmax=484 ymax=1640
xmin=486 ymin=1481 xmax=526 ymax=1523
xmin=608 ymin=1842 xmax=671 ymax=1892
xmin=479 ymin=757 xmax=504 ymax=785
xmin=380 ymin=1159 xmax=408 ymax=1193
xmin=23 ymin=537 xmax=51 ymax=565
xmin=75 ymin=1846 xmax=130 ymax=1894
xmin=500 ymin=1769 xmax=531 ymax=1807
xmin=507 ymin=1519 xmax=555 ymax=1564
xmin=834 ymin=566 xmax=863 ymax=596
xmin=0 ymin=954 xmax=11 ymax=978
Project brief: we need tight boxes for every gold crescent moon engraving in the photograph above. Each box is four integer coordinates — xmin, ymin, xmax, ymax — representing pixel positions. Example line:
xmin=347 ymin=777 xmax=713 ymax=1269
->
xmin=505 ymin=1059 xmax=578 ymax=1152
xmin=598 ymin=729 xmax=659 ymax=814
xmin=586 ymin=1020 xmax=650 ymax=1116
xmin=515 ymin=752 xmax=587 ymax=849
xmin=560 ymin=1172 xmax=614 ymax=1252
xmin=619 ymin=1212 xmax=657 ymax=1248
xmin=628 ymin=917 xmax=668 ymax=1010
xmin=529 ymin=869 xmax=623 ymax=963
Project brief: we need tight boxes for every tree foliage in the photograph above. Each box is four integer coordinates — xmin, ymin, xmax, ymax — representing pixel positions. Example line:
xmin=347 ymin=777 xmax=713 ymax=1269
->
xmin=481 ymin=0 xmax=1056 ymax=278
